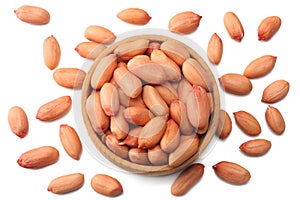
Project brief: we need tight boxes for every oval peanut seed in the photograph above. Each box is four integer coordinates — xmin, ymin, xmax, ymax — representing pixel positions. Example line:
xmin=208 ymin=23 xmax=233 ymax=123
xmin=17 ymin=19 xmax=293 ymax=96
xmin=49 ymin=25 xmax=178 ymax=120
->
xmin=217 ymin=109 xmax=232 ymax=140
xmin=239 ymin=139 xmax=271 ymax=156
xmin=224 ymin=12 xmax=244 ymax=42
xmin=8 ymin=106 xmax=29 ymax=138
xmin=258 ymin=16 xmax=281 ymax=41
xmin=84 ymin=25 xmax=116 ymax=44
xmin=148 ymin=145 xmax=169 ymax=166
xmin=43 ymin=35 xmax=61 ymax=70
xmin=75 ymin=42 xmax=106 ymax=60
xmin=100 ymin=82 xmax=120 ymax=116
xmin=113 ymin=38 xmax=149 ymax=61
xmin=117 ymin=8 xmax=151 ymax=25
xmin=127 ymin=55 xmax=169 ymax=84
xmin=186 ymin=85 xmax=210 ymax=130
xmin=85 ymin=91 xmax=109 ymax=134
xmin=169 ymin=134 xmax=200 ymax=168
xmin=219 ymin=73 xmax=252 ymax=95
xmin=213 ymin=161 xmax=251 ymax=185
xmin=36 ymin=95 xmax=72 ymax=121
xmin=47 ymin=173 xmax=84 ymax=194
xmin=160 ymin=119 xmax=180 ymax=153
xmin=59 ymin=124 xmax=82 ymax=160
xmin=110 ymin=106 xmax=129 ymax=140
xmin=123 ymin=106 xmax=153 ymax=126
xmin=265 ymin=105 xmax=285 ymax=135
xmin=171 ymin=163 xmax=205 ymax=196
xmin=128 ymin=148 xmax=150 ymax=165
xmin=160 ymin=39 xmax=190 ymax=66
xmin=113 ymin=66 xmax=142 ymax=98
xmin=14 ymin=5 xmax=50 ymax=25
xmin=150 ymin=49 xmax=181 ymax=82
xmin=233 ymin=110 xmax=261 ymax=136
xmin=17 ymin=146 xmax=59 ymax=169
xmin=168 ymin=11 xmax=202 ymax=34
xmin=138 ymin=116 xmax=167 ymax=149
xmin=91 ymin=174 xmax=123 ymax=197
xmin=243 ymin=55 xmax=277 ymax=78
xmin=170 ymin=99 xmax=194 ymax=135
xmin=182 ymin=58 xmax=211 ymax=91
xmin=91 ymin=53 xmax=117 ymax=90
xmin=53 ymin=68 xmax=86 ymax=89
xmin=142 ymin=85 xmax=169 ymax=117
xmin=207 ymin=33 xmax=223 ymax=65
xmin=154 ymin=82 xmax=178 ymax=105
xmin=261 ymin=79 xmax=289 ymax=103
xmin=177 ymin=77 xmax=193 ymax=104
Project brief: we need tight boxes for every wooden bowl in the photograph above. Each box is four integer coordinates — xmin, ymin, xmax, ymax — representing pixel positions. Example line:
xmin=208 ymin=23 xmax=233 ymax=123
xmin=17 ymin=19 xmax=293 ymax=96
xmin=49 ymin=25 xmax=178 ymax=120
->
xmin=81 ymin=34 xmax=220 ymax=176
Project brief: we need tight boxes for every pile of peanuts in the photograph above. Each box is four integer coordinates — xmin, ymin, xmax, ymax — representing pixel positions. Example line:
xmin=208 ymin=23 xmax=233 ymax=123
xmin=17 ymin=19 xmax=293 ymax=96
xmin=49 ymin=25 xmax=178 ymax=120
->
xmin=8 ymin=4 xmax=287 ymax=198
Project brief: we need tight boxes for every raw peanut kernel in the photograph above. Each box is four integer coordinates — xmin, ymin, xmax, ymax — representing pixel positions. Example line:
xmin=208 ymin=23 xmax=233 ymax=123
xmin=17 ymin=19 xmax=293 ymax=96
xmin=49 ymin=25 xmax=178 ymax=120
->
xmin=169 ymin=134 xmax=200 ymax=168
xmin=148 ymin=145 xmax=168 ymax=166
xmin=224 ymin=12 xmax=244 ymax=42
xmin=138 ymin=116 xmax=167 ymax=149
xmin=186 ymin=85 xmax=210 ymax=130
xmin=100 ymin=82 xmax=120 ymax=116
xmin=168 ymin=11 xmax=202 ymax=34
xmin=110 ymin=106 xmax=129 ymax=140
xmin=91 ymin=54 xmax=117 ymax=90
xmin=142 ymin=85 xmax=169 ymax=117
xmin=219 ymin=73 xmax=252 ymax=95
xmin=261 ymin=79 xmax=289 ymax=103
xmin=36 ymin=95 xmax=72 ymax=121
xmin=258 ymin=16 xmax=281 ymax=41
xmin=160 ymin=39 xmax=190 ymax=66
xmin=17 ymin=146 xmax=59 ymax=169
xmin=217 ymin=109 xmax=232 ymax=140
xmin=113 ymin=66 xmax=143 ymax=98
xmin=117 ymin=8 xmax=151 ymax=25
xmin=150 ymin=49 xmax=181 ymax=82
xmin=207 ymin=33 xmax=223 ymax=65
xmin=127 ymin=55 xmax=170 ymax=84
xmin=91 ymin=174 xmax=123 ymax=197
xmin=171 ymin=163 xmax=205 ymax=196
xmin=113 ymin=38 xmax=149 ymax=61
xmin=43 ymin=35 xmax=61 ymax=70
xmin=170 ymin=99 xmax=194 ymax=135
xmin=59 ymin=124 xmax=82 ymax=160
xmin=243 ymin=55 xmax=277 ymax=78
xmin=47 ymin=173 xmax=84 ymax=194
xmin=8 ymin=106 xmax=29 ymax=138
xmin=85 ymin=91 xmax=109 ymax=134
xmin=84 ymin=25 xmax=116 ymax=44
xmin=53 ymin=68 xmax=86 ymax=89
xmin=123 ymin=106 xmax=153 ymax=126
xmin=233 ymin=110 xmax=261 ymax=136
xmin=14 ymin=5 xmax=50 ymax=25
xmin=128 ymin=148 xmax=150 ymax=165
xmin=182 ymin=58 xmax=211 ymax=91
xmin=239 ymin=139 xmax=271 ymax=156
xmin=75 ymin=42 xmax=106 ymax=60
xmin=213 ymin=161 xmax=251 ymax=185
xmin=265 ymin=105 xmax=285 ymax=135
xmin=160 ymin=119 xmax=180 ymax=153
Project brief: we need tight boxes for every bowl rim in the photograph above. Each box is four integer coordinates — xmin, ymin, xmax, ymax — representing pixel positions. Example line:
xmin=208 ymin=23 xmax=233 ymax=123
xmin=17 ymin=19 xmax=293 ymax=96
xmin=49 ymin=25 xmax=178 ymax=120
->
xmin=81 ymin=33 xmax=221 ymax=176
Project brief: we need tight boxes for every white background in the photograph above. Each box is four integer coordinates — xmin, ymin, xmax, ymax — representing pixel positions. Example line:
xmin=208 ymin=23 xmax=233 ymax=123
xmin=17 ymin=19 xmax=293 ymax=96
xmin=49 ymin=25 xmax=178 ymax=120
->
xmin=0 ymin=0 xmax=299 ymax=199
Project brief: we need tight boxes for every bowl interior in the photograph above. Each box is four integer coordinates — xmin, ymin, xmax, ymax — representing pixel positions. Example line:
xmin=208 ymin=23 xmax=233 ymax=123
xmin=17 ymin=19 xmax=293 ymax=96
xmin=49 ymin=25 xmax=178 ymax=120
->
xmin=81 ymin=33 xmax=220 ymax=176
